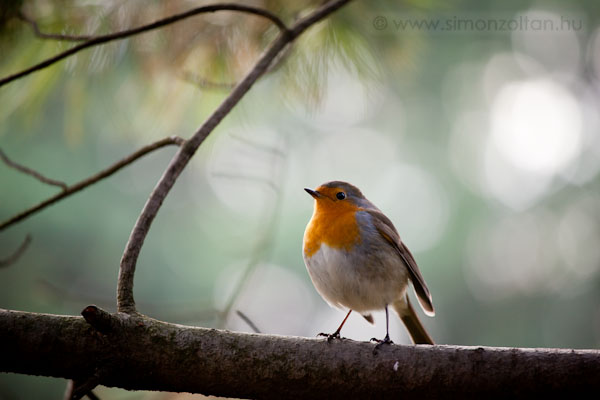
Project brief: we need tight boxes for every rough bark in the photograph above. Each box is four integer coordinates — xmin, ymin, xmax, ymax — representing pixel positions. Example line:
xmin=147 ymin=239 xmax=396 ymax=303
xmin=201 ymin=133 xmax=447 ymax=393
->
xmin=1 ymin=308 xmax=599 ymax=399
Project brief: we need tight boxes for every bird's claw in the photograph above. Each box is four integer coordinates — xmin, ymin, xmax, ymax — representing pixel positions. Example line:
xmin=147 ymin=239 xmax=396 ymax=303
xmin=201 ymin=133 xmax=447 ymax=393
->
xmin=371 ymin=334 xmax=394 ymax=351
xmin=318 ymin=331 xmax=342 ymax=342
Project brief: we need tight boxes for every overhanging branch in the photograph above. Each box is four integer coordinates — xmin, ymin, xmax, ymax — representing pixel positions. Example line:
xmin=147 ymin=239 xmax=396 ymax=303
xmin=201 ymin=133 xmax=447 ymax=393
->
xmin=1 ymin=308 xmax=598 ymax=399
xmin=1 ymin=3 xmax=288 ymax=87
xmin=0 ymin=136 xmax=184 ymax=231
xmin=116 ymin=0 xmax=352 ymax=314
xmin=0 ymin=148 xmax=68 ymax=190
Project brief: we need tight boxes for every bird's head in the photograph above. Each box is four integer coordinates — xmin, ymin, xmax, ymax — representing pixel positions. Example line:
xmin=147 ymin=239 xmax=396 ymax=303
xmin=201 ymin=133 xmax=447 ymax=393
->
xmin=304 ymin=181 xmax=372 ymax=213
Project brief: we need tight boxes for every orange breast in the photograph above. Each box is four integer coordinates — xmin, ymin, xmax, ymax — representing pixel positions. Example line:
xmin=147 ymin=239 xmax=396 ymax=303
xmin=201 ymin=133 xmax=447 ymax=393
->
xmin=304 ymin=207 xmax=361 ymax=258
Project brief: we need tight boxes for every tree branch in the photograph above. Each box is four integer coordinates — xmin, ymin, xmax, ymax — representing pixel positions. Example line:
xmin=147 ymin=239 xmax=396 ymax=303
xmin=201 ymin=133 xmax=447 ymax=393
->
xmin=0 ymin=136 xmax=184 ymax=231
xmin=1 ymin=4 xmax=288 ymax=88
xmin=1 ymin=308 xmax=598 ymax=399
xmin=215 ymin=136 xmax=288 ymax=327
xmin=0 ymin=148 xmax=68 ymax=190
xmin=116 ymin=0 xmax=352 ymax=314
xmin=0 ymin=234 xmax=32 ymax=268
xmin=63 ymin=375 xmax=101 ymax=400
xmin=18 ymin=12 xmax=92 ymax=41
xmin=235 ymin=310 xmax=262 ymax=333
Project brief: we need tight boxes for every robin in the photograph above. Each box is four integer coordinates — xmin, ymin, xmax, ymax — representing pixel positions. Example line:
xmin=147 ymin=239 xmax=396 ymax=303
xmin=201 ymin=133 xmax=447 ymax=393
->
xmin=303 ymin=181 xmax=435 ymax=345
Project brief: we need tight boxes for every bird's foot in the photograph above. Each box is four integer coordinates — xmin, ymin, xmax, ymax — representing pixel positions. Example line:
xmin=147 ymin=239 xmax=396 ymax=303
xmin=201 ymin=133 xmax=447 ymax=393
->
xmin=318 ymin=331 xmax=342 ymax=342
xmin=371 ymin=334 xmax=394 ymax=351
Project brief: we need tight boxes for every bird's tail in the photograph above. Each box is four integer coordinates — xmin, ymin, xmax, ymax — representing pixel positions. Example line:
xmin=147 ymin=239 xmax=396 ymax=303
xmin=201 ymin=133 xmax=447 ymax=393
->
xmin=392 ymin=294 xmax=434 ymax=345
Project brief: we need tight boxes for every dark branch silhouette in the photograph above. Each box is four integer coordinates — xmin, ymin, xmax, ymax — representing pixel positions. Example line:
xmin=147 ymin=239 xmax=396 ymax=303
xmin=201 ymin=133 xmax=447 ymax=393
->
xmin=1 ymin=4 xmax=288 ymax=88
xmin=0 ymin=148 xmax=68 ymax=190
xmin=0 ymin=136 xmax=184 ymax=231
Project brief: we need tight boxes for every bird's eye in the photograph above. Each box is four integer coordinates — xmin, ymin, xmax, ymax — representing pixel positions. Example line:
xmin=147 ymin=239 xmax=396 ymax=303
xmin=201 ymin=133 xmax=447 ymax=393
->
xmin=336 ymin=192 xmax=346 ymax=200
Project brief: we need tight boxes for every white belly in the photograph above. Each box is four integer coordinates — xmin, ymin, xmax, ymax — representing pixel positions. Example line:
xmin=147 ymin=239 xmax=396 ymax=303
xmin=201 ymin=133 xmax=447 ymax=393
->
xmin=303 ymin=243 xmax=408 ymax=313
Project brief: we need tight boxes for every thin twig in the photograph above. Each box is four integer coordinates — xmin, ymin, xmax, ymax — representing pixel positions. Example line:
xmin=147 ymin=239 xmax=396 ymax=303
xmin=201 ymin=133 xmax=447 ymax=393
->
xmin=18 ymin=12 xmax=92 ymax=41
xmin=0 ymin=136 xmax=185 ymax=231
xmin=86 ymin=391 xmax=100 ymax=400
xmin=236 ymin=310 xmax=262 ymax=333
xmin=0 ymin=234 xmax=32 ymax=268
xmin=180 ymin=36 xmax=293 ymax=92
xmin=64 ymin=381 xmax=101 ymax=400
xmin=289 ymin=1 xmax=349 ymax=37
xmin=1 ymin=4 xmax=288 ymax=88
xmin=64 ymin=374 xmax=101 ymax=400
xmin=0 ymin=148 xmax=68 ymax=190
xmin=216 ymin=136 xmax=288 ymax=327
xmin=116 ymin=0 xmax=352 ymax=314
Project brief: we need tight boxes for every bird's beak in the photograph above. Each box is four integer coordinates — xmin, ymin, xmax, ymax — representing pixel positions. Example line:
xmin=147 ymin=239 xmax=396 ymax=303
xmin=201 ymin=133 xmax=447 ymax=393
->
xmin=304 ymin=188 xmax=321 ymax=199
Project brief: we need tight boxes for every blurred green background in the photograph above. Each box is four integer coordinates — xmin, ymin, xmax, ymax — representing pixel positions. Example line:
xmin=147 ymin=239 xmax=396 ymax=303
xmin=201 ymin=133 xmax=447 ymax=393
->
xmin=1 ymin=0 xmax=600 ymax=398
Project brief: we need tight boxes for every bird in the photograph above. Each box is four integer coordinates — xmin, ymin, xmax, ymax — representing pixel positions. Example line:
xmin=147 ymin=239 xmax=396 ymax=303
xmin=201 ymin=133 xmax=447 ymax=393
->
xmin=302 ymin=180 xmax=435 ymax=345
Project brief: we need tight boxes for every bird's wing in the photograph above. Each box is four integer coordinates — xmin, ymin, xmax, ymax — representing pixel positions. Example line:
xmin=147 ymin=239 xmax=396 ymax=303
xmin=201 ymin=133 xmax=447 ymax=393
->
xmin=366 ymin=209 xmax=435 ymax=316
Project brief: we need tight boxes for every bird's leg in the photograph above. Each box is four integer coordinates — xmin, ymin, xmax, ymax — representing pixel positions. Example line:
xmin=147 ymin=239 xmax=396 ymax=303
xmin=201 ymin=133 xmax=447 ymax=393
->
xmin=318 ymin=309 xmax=352 ymax=342
xmin=371 ymin=305 xmax=394 ymax=349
